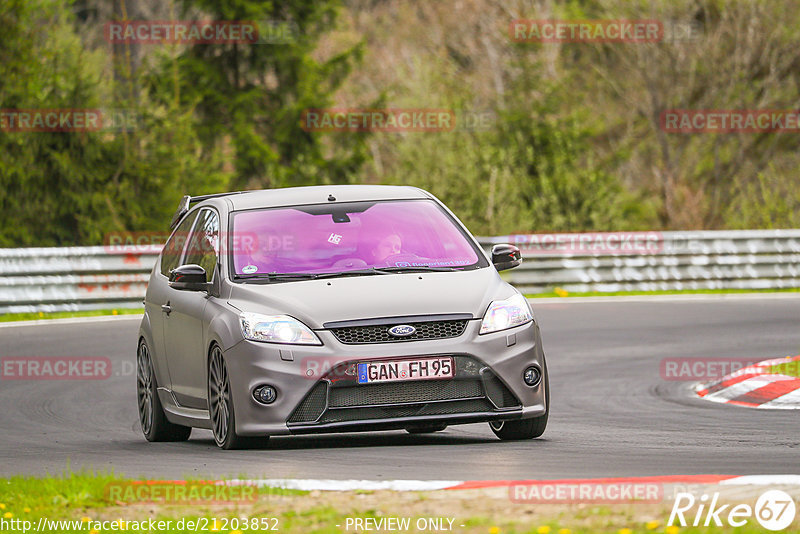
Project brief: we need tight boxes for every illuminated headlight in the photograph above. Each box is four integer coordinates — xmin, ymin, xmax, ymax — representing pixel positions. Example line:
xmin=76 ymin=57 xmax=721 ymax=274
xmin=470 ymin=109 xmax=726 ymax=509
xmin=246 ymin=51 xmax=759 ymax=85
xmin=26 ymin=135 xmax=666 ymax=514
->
xmin=479 ymin=293 xmax=533 ymax=334
xmin=240 ymin=313 xmax=322 ymax=345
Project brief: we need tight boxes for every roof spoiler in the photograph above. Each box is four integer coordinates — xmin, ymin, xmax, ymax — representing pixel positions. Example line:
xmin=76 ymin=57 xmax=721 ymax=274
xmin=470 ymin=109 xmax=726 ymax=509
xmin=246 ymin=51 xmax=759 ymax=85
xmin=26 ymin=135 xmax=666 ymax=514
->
xmin=169 ymin=191 xmax=257 ymax=230
xmin=169 ymin=195 xmax=192 ymax=230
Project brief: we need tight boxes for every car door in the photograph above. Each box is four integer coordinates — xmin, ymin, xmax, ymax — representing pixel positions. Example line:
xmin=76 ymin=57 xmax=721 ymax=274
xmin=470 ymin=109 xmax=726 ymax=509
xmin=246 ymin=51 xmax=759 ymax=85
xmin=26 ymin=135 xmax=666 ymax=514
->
xmin=148 ymin=210 xmax=200 ymax=390
xmin=163 ymin=208 xmax=220 ymax=409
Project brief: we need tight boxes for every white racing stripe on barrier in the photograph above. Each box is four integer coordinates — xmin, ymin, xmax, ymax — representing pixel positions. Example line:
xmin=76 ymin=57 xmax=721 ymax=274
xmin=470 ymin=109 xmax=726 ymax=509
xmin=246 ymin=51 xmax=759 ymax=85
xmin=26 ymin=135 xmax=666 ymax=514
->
xmin=230 ymin=479 xmax=464 ymax=491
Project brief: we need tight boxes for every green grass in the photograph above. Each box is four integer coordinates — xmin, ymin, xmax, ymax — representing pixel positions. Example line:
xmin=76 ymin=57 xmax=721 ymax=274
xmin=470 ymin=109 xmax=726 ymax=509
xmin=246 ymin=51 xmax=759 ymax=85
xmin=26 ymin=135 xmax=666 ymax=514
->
xmin=0 ymin=308 xmax=143 ymax=323
xmin=526 ymin=287 xmax=800 ymax=298
xmin=770 ymin=362 xmax=800 ymax=377
xmin=0 ymin=472 xmax=795 ymax=533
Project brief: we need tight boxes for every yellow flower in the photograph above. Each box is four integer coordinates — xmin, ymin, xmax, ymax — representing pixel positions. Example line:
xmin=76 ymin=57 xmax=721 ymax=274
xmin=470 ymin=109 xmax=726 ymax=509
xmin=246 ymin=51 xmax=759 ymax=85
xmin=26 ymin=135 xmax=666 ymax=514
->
xmin=645 ymin=520 xmax=660 ymax=530
xmin=489 ymin=528 xmax=501 ymax=534
xmin=230 ymin=530 xmax=243 ymax=534
xmin=618 ymin=529 xmax=632 ymax=534
xmin=0 ymin=504 xmax=5 ymax=509
xmin=90 ymin=530 xmax=99 ymax=534
xmin=665 ymin=527 xmax=680 ymax=534
xmin=537 ymin=527 xmax=551 ymax=534
xmin=4 ymin=512 xmax=12 ymax=519
xmin=112 ymin=309 xmax=119 ymax=315
xmin=554 ymin=287 xmax=569 ymax=297
xmin=23 ymin=508 xmax=30 ymax=513
xmin=81 ymin=517 xmax=91 ymax=523
xmin=558 ymin=530 xmax=571 ymax=534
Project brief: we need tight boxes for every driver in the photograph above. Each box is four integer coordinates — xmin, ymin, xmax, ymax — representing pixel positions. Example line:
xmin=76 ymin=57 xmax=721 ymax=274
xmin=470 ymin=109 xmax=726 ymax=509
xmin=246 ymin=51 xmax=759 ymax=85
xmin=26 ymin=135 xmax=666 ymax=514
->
xmin=371 ymin=233 xmax=402 ymax=263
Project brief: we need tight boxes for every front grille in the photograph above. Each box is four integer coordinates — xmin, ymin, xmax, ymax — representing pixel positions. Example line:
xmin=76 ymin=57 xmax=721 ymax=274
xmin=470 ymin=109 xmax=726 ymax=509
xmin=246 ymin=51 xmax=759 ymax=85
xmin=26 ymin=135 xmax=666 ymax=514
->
xmin=288 ymin=382 xmax=328 ymax=423
xmin=287 ymin=355 xmax=522 ymax=426
xmin=330 ymin=320 xmax=468 ymax=344
xmin=483 ymin=372 xmax=519 ymax=408
xmin=329 ymin=379 xmax=483 ymax=408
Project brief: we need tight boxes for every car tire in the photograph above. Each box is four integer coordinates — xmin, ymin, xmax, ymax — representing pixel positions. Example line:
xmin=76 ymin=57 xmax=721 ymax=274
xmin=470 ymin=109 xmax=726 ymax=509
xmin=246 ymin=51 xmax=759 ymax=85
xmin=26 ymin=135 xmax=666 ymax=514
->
xmin=405 ymin=424 xmax=447 ymax=434
xmin=208 ymin=344 xmax=269 ymax=450
xmin=489 ymin=357 xmax=549 ymax=441
xmin=137 ymin=340 xmax=192 ymax=442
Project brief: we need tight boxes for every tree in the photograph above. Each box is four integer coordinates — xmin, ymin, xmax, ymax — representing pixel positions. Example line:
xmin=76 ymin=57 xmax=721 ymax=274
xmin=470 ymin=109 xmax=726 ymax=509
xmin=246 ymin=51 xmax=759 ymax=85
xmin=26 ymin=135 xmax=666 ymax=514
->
xmin=148 ymin=0 xmax=369 ymax=190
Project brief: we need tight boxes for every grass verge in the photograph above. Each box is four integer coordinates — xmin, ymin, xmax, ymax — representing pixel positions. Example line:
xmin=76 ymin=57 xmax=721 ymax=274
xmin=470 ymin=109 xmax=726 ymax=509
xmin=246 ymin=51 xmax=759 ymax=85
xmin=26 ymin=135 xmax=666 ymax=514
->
xmin=0 ymin=473 xmax=795 ymax=533
xmin=0 ymin=309 xmax=143 ymax=323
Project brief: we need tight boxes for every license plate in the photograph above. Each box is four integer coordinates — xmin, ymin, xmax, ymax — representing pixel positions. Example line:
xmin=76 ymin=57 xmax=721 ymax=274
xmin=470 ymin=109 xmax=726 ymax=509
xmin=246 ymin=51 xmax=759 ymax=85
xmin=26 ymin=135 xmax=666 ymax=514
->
xmin=357 ymin=357 xmax=454 ymax=384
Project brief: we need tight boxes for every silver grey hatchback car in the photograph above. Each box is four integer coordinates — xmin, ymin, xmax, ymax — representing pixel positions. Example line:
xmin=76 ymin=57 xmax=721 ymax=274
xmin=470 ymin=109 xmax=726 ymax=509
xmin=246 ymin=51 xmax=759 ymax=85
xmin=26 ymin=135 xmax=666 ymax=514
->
xmin=137 ymin=185 xmax=548 ymax=449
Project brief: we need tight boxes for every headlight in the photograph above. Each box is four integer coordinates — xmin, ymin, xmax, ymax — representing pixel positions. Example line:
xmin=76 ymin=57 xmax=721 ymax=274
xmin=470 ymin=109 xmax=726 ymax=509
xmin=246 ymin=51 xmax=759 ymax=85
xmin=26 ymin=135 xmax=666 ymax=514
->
xmin=240 ymin=312 xmax=322 ymax=345
xmin=479 ymin=293 xmax=533 ymax=334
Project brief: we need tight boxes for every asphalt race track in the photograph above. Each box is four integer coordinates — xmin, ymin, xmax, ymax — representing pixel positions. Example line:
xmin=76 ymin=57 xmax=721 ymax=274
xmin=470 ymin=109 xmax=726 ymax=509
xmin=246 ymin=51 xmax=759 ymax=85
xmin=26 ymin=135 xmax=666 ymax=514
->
xmin=1 ymin=296 xmax=798 ymax=480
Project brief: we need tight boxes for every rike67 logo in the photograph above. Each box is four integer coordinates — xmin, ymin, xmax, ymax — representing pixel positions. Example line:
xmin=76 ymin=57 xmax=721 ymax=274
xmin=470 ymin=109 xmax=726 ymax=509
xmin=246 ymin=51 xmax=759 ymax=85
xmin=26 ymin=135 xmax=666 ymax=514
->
xmin=669 ymin=490 xmax=796 ymax=531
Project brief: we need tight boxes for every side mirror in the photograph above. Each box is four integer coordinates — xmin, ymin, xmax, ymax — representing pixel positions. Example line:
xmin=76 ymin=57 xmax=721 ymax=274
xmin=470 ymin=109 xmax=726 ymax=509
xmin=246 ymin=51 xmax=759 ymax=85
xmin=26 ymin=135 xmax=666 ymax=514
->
xmin=169 ymin=264 xmax=209 ymax=291
xmin=491 ymin=244 xmax=522 ymax=271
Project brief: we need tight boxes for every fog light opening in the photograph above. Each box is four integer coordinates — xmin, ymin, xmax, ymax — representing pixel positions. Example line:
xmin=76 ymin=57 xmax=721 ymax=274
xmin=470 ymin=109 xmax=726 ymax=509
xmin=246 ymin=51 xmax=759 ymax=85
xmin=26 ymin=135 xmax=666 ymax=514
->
xmin=253 ymin=385 xmax=277 ymax=404
xmin=523 ymin=366 xmax=541 ymax=387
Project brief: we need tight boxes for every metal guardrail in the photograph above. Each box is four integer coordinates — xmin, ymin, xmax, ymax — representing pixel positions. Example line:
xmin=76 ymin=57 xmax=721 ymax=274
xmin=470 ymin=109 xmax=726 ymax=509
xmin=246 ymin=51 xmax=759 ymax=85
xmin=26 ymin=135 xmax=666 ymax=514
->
xmin=0 ymin=246 xmax=160 ymax=313
xmin=1 ymin=230 xmax=799 ymax=313
xmin=482 ymin=229 xmax=800 ymax=294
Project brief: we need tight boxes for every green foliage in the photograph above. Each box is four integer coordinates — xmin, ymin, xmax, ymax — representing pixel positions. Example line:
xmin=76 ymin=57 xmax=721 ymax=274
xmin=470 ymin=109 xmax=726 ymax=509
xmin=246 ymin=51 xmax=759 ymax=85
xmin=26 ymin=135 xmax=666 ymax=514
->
xmin=2 ymin=0 xmax=800 ymax=246
xmin=149 ymin=0 xmax=369 ymax=190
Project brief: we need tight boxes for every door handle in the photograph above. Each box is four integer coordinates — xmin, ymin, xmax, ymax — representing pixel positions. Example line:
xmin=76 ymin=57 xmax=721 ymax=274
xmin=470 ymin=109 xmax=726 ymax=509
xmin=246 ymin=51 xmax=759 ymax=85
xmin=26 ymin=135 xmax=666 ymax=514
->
xmin=161 ymin=302 xmax=172 ymax=315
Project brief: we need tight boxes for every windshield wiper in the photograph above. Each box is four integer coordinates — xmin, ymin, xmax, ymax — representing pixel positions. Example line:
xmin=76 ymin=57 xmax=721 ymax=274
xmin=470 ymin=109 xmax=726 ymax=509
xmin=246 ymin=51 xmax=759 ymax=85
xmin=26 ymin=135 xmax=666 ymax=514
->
xmin=234 ymin=266 xmax=460 ymax=283
xmin=372 ymin=266 xmax=459 ymax=273
xmin=314 ymin=266 xmax=459 ymax=279
xmin=234 ymin=272 xmax=320 ymax=281
xmin=313 ymin=269 xmax=392 ymax=279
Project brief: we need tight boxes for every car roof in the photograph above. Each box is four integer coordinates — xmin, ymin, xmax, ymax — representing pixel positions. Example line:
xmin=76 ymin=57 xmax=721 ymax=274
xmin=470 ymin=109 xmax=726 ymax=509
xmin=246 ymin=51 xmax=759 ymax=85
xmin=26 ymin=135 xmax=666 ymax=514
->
xmin=198 ymin=185 xmax=432 ymax=212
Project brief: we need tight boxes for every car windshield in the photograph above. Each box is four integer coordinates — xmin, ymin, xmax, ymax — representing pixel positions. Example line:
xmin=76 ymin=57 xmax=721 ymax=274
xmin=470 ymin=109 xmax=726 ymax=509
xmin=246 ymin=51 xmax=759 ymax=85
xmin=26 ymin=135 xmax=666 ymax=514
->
xmin=230 ymin=199 xmax=482 ymax=277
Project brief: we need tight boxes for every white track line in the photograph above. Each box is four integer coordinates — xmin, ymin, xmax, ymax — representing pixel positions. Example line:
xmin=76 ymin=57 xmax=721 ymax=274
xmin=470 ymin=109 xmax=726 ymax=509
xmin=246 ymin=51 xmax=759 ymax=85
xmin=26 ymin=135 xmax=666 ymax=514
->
xmin=227 ymin=475 xmax=800 ymax=492
xmin=231 ymin=479 xmax=463 ymax=491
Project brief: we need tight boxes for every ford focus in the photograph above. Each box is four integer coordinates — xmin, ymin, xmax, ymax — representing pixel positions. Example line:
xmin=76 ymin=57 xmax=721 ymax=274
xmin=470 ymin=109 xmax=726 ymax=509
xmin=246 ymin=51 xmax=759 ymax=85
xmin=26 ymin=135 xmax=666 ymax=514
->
xmin=137 ymin=185 xmax=548 ymax=449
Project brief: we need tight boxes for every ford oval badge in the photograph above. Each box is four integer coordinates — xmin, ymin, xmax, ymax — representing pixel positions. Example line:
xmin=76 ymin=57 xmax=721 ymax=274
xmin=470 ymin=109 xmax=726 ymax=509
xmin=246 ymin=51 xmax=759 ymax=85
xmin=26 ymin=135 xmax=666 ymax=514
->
xmin=388 ymin=324 xmax=416 ymax=337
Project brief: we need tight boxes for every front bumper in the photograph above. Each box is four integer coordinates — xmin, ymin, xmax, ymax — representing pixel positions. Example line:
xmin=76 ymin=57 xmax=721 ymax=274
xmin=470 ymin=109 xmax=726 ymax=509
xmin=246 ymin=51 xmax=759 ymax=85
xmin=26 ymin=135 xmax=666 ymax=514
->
xmin=223 ymin=319 xmax=547 ymax=436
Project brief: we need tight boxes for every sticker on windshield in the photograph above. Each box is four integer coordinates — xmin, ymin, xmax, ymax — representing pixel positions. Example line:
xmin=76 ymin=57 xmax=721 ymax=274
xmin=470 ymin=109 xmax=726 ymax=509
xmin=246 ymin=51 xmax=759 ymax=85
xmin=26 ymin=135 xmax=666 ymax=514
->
xmin=242 ymin=265 xmax=258 ymax=274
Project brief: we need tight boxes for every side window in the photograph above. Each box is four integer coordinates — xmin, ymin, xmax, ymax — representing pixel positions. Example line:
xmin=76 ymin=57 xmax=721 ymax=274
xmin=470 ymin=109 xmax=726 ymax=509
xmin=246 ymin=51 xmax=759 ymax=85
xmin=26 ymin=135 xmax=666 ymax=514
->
xmin=160 ymin=211 xmax=199 ymax=277
xmin=184 ymin=209 xmax=219 ymax=282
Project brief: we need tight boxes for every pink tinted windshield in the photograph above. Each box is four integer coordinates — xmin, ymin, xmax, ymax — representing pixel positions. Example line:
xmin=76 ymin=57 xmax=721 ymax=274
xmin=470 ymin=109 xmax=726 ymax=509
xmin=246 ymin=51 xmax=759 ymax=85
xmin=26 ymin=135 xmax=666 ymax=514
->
xmin=231 ymin=200 xmax=481 ymax=275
